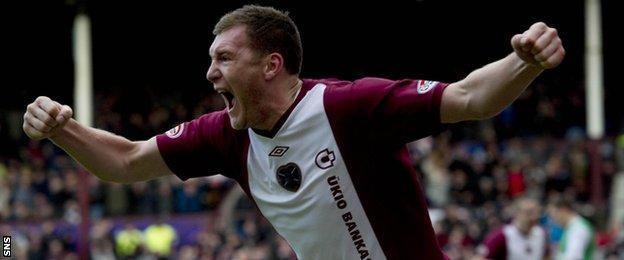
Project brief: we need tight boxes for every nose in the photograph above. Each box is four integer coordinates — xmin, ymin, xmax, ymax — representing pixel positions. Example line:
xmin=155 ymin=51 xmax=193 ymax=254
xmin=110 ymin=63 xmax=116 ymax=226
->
xmin=206 ymin=61 xmax=221 ymax=83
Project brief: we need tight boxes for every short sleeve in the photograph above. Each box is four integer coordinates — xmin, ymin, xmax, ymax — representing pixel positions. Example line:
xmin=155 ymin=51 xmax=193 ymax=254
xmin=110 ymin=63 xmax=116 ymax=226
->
xmin=156 ymin=111 xmax=233 ymax=180
xmin=323 ymin=77 xmax=449 ymax=145
xmin=482 ymin=228 xmax=507 ymax=260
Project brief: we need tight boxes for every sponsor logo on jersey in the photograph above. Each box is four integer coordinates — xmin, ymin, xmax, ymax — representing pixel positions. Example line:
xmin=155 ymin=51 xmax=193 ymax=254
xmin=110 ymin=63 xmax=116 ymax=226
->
xmin=315 ymin=149 xmax=336 ymax=169
xmin=269 ymin=146 xmax=290 ymax=157
xmin=327 ymin=176 xmax=371 ymax=259
xmin=166 ymin=123 xmax=184 ymax=139
xmin=416 ymin=80 xmax=439 ymax=94
xmin=276 ymin=163 xmax=302 ymax=192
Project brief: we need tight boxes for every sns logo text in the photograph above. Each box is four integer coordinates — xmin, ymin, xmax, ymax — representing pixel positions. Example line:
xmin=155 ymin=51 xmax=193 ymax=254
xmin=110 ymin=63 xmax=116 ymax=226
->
xmin=2 ymin=236 xmax=10 ymax=257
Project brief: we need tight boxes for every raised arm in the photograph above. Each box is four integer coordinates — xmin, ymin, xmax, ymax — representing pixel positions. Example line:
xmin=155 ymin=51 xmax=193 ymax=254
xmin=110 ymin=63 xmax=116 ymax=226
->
xmin=441 ymin=22 xmax=565 ymax=123
xmin=23 ymin=96 xmax=173 ymax=183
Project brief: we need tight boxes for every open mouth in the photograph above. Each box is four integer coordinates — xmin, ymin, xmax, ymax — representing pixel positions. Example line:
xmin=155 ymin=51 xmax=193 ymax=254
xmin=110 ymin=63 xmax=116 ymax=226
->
xmin=219 ymin=91 xmax=235 ymax=111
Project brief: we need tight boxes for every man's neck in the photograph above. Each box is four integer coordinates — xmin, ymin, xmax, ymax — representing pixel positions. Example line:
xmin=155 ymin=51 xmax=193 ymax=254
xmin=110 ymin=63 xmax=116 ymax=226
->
xmin=563 ymin=213 xmax=578 ymax=228
xmin=254 ymin=76 xmax=302 ymax=131
xmin=513 ymin=221 xmax=532 ymax=236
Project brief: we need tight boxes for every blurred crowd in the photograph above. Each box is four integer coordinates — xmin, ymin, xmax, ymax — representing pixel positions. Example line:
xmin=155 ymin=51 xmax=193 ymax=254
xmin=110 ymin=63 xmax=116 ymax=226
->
xmin=411 ymin=130 xmax=624 ymax=259
xmin=1 ymin=81 xmax=624 ymax=259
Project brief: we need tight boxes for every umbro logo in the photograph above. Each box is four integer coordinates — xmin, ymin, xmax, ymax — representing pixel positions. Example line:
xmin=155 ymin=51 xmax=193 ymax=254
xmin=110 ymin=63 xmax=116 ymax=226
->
xmin=269 ymin=146 xmax=289 ymax=157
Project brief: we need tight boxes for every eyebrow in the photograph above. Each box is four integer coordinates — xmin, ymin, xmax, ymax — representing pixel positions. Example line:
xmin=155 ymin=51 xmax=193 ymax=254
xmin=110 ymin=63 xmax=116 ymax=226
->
xmin=211 ymin=48 xmax=234 ymax=58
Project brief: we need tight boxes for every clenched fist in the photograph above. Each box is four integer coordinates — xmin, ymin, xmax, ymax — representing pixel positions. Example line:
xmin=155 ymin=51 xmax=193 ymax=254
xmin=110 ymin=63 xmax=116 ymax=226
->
xmin=511 ymin=22 xmax=565 ymax=69
xmin=23 ymin=96 xmax=73 ymax=140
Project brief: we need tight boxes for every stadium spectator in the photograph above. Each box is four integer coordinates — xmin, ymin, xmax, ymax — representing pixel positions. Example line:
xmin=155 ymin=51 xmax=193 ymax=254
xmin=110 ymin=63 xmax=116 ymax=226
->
xmin=174 ymin=179 xmax=203 ymax=213
xmin=143 ymin=218 xmax=178 ymax=259
xmin=21 ymin=4 xmax=565 ymax=259
xmin=478 ymin=197 xmax=548 ymax=260
xmin=548 ymin=196 xmax=596 ymax=260
xmin=46 ymin=237 xmax=73 ymax=260
xmin=90 ymin=219 xmax=115 ymax=260
xmin=422 ymin=145 xmax=452 ymax=207
xmin=0 ymin=175 xmax=10 ymax=219
xmin=606 ymin=220 xmax=624 ymax=258
xmin=114 ymin=223 xmax=143 ymax=259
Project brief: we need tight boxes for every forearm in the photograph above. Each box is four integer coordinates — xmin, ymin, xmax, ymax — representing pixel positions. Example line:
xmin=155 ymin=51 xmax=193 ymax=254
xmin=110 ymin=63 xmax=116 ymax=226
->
xmin=441 ymin=22 xmax=564 ymax=123
xmin=461 ymin=52 xmax=543 ymax=119
xmin=49 ymin=119 xmax=140 ymax=182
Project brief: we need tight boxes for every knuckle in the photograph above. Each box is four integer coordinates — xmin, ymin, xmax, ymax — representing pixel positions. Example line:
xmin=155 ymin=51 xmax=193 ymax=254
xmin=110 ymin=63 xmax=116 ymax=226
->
xmin=533 ymin=52 xmax=542 ymax=61
xmin=44 ymin=117 xmax=56 ymax=126
xmin=36 ymin=96 xmax=52 ymax=107
xmin=554 ymin=37 xmax=562 ymax=45
xmin=535 ymin=54 xmax=546 ymax=62
xmin=547 ymin=28 xmax=557 ymax=37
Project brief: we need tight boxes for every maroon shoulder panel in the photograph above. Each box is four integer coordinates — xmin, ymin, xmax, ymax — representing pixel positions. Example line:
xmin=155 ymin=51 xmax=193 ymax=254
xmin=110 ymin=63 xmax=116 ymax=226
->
xmin=156 ymin=110 xmax=250 ymax=187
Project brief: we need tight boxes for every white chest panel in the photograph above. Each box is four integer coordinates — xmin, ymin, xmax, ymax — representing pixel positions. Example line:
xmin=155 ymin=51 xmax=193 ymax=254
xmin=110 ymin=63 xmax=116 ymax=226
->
xmin=247 ymin=84 xmax=386 ymax=260
xmin=503 ymin=225 xmax=546 ymax=260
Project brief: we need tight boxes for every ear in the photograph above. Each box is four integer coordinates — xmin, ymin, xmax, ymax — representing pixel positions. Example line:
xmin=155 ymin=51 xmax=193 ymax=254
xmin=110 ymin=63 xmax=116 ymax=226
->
xmin=264 ymin=53 xmax=284 ymax=80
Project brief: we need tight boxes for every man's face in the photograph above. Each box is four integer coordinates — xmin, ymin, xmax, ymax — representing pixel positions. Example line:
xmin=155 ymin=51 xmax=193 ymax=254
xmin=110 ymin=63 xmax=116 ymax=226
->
xmin=514 ymin=200 xmax=541 ymax=231
xmin=207 ymin=25 xmax=266 ymax=129
xmin=547 ymin=206 xmax=566 ymax=227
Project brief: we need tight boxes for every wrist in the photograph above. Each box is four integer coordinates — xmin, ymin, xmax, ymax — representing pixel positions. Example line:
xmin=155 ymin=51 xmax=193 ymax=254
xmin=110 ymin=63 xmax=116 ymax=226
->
xmin=511 ymin=52 xmax=544 ymax=73
xmin=49 ymin=119 xmax=76 ymax=144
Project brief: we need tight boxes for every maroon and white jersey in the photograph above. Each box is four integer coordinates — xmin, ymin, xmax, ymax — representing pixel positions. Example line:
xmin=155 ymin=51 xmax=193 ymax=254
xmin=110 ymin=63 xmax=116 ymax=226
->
xmin=157 ymin=78 xmax=449 ymax=259
xmin=481 ymin=224 xmax=547 ymax=260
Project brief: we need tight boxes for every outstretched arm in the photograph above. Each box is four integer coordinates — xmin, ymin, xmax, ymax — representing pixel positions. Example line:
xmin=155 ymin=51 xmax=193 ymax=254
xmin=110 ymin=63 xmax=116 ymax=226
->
xmin=441 ymin=22 xmax=565 ymax=123
xmin=23 ymin=96 xmax=173 ymax=183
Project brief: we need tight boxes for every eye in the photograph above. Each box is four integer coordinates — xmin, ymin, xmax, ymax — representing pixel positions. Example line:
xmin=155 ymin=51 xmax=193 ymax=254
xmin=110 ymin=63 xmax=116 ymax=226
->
xmin=218 ymin=55 xmax=231 ymax=62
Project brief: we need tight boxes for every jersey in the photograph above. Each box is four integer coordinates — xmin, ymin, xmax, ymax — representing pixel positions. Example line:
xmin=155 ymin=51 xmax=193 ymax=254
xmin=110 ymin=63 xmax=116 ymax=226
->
xmin=482 ymin=224 xmax=547 ymax=260
xmin=156 ymin=78 xmax=449 ymax=259
xmin=557 ymin=215 xmax=595 ymax=260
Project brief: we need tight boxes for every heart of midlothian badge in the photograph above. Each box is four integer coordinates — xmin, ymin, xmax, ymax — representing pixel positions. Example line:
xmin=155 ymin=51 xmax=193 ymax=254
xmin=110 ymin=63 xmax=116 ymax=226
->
xmin=276 ymin=162 xmax=302 ymax=192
